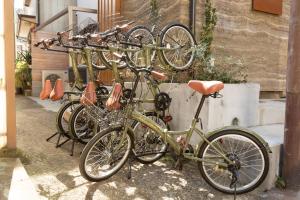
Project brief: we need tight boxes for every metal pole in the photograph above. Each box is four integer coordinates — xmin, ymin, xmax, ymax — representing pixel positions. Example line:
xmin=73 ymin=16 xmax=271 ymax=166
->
xmin=189 ymin=0 xmax=196 ymax=35
xmin=192 ymin=0 xmax=196 ymax=36
xmin=283 ymin=0 xmax=300 ymax=186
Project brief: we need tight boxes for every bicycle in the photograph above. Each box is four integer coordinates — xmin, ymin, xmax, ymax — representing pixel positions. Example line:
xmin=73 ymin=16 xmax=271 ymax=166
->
xmin=34 ymin=35 xmax=109 ymax=152
xmin=79 ymin=65 xmax=271 ymax=195
xmin=124 ymin=23 xmax=196 ymax=70
xmin=85 ymin=22 xmax=197 ymax=71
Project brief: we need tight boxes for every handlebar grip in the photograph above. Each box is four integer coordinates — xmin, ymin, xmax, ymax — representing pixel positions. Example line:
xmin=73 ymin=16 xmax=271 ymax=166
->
xmin=43 ymin=38 xmax=58 ymax=48
xmin=34 ymin=41 xmax=42 ymax=47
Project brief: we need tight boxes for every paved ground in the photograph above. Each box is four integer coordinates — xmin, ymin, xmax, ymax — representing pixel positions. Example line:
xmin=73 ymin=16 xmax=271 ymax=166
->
xmin=0 ymin=158 xmax=16 ymax=199
xmin=15 ymin=95 xmax=293 ymax=200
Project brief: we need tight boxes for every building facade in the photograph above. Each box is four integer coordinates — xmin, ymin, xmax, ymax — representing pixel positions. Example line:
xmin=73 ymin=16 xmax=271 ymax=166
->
xmin=121 ymin=0 xmax=290 ymax=98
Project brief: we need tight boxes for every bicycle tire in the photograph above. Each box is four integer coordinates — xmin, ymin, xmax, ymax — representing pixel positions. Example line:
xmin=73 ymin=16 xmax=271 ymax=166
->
xmin=68 ymin=104 xmax=105 ymax=144
xmin=91 ymin=51 xmax=107 ymax=70
xmin=56 ymin=100 xmax=80 ymax=138
xmin=79 ymin=126 xmax=134 ymax=182
xmin=125 ymin=25 xmax=156 ymax=67
xmin=159 ymin=23 xmax=196 ymax=71
xmin=131 ymin=112 xmax=169 ymax=164
xmin=197 ymin=129 xmax=269 ymax=194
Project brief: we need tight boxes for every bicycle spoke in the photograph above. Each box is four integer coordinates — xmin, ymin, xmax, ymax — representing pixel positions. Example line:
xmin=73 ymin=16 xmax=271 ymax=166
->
xmin=201 ymin=133 xmax=266 ymax=193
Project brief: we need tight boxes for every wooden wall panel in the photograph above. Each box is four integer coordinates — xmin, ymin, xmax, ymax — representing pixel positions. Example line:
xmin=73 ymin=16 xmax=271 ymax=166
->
xmin=31 ymin=31 xmax=69 ymax=95
xmin=31 ymin=31 xmax=69 ymax=73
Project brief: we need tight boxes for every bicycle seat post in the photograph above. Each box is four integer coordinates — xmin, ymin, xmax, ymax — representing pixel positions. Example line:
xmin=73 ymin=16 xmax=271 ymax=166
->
xmin=194 ymin=95 xmax=207 ymax=122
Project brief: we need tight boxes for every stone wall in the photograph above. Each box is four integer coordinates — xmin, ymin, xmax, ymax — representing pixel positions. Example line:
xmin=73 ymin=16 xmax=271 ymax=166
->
xmin=121 ymin=0 xmax=187 ymax=27
xmin=209 ymin=0 xmax=290 ymax=97
xmin=121 ymin=0 xmax=290 ymax=97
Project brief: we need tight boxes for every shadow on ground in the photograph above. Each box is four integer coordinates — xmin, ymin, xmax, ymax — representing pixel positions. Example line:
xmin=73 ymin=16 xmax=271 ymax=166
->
xmin=16 ymin=96 xmax=261 ymax=200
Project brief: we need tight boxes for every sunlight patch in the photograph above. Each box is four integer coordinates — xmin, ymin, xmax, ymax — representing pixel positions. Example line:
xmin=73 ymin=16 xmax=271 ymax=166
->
xmin=125 ymin=186 xmax=137 ymax=196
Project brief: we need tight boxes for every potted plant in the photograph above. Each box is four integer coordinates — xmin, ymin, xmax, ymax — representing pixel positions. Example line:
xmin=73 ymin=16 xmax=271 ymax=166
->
xmin=15 ymin=50 xmax=32 ymax=95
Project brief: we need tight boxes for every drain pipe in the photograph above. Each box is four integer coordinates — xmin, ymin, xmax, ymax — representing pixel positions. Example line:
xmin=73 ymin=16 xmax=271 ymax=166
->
xmin=36 ymin=0 xmax=40 ymax=26
xmin=189 ymin=0 xmax=196 ymax=35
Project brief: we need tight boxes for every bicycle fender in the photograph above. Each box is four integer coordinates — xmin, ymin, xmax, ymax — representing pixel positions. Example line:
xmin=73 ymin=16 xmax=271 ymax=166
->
xmin=197 ymin=126 xmax=272 ymax=154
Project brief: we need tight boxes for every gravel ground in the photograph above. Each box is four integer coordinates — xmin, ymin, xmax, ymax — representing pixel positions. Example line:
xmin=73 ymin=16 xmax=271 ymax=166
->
xmin=16 ymin=96 xmax=267 ymax=200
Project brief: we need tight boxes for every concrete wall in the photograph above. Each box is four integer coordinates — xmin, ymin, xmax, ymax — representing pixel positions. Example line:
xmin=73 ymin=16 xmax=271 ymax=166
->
xmin=121 ymin=0 xmax=290 ymax=97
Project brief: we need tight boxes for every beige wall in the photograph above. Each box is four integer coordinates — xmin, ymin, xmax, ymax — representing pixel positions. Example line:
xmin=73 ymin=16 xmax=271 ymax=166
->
xmin=121 ymin=0 xmax=290 ymax=97
xmin=209 ymin=0 xmax=289 ymax=96
xmin=121 ymin=0 xmax=187 ymax=27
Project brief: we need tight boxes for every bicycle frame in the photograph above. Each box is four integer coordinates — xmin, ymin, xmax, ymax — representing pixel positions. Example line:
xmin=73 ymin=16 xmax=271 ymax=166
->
xmin=128 ymin=106 xmax=233 ymax=167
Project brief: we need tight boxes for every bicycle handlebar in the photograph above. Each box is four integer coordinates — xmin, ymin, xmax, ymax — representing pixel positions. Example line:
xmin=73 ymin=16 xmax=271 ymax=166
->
xmin=34 ymin=37 xmax=59 ymax=48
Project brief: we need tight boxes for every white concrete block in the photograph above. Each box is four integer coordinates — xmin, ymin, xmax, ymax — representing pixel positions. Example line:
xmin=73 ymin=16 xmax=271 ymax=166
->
xmin=250 ymin=124 xmax=284 ymax=190
xmin=126 ymin=82 xmax=260 ymax=146
xmin=258 ymin=100 xmax=286 ymax=126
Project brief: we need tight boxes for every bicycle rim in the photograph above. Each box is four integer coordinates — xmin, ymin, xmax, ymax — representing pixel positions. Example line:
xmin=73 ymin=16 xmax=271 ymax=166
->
xmin=201 ymin=133 xmax=267 ymax=193
xmin=83 ymin=128 xmax=132 ymax=180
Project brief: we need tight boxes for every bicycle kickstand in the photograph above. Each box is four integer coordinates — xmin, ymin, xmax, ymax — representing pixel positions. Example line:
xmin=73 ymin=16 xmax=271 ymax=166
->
xmin=229 ymin=167 xmax=239 ymax=200
xmin=127 ymin=154 xmax=135 ymax=179
xmin=70 ymin=139 xmax=76 ymax=156
xmin=46 ymin=132 xmax=59 ymax=142
xmin=55 ymin=132 xmax=63 ymax=148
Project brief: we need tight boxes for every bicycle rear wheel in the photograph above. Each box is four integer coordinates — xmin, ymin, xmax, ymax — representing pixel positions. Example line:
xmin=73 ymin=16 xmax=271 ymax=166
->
xmin=98 ymin=45 xmax=127 ymax=69
xmin=198 ymin=130 xmax=269 ymax=194
xmin=56 ymin=100 xmax=80 ymax=137
xmin=68 ymin=105 xmax=96 ymax=144
xmin=125 ymin=25 xmax=156 ymax=67
xmin=92 ymin=51 xmax=107 ymax=70
xmin=131 ymin=112 xmax=169 ymax=164
xmin=159 ymin=23 xmax=196 ymax=71
xmin=79 ymin=126 xmax=133 ymax=182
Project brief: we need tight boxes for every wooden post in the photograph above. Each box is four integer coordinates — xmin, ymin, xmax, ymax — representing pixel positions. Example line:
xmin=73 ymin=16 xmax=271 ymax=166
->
xmin=4 ymin=0 xmax=16 ymax=149
xmin=283 ymin=0 xmax=300 ymax=186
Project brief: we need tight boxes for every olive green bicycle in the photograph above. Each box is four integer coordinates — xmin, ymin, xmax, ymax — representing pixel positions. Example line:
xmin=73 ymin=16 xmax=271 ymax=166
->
xmin=79 ymin=65 xmax=271 ymax=195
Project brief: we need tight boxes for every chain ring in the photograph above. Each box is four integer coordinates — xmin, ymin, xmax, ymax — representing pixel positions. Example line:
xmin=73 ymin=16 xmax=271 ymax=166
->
xmin=96 ymin=86 xmax=109 ymax=95
xmin=154 ymin=92 xmax=172 ymax=111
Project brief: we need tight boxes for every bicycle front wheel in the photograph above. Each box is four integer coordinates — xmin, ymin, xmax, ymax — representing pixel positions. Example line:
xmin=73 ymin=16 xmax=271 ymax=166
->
xmin=159 ymin=23 xmax=196 ymax=71
xmin=79 ymin=126 xmax=133 ymax=182
xmin=198 ymin=130 xmax=269 ymax=194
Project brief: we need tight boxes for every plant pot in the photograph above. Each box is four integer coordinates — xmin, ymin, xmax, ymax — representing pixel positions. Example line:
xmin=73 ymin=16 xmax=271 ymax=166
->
xmin=125 ymin=82 xmax=260 ymax=145
xmin=24 ymin=89 xmax=32 ymax=96
xmin=15 ymin=87 xmax=23 ymax=95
